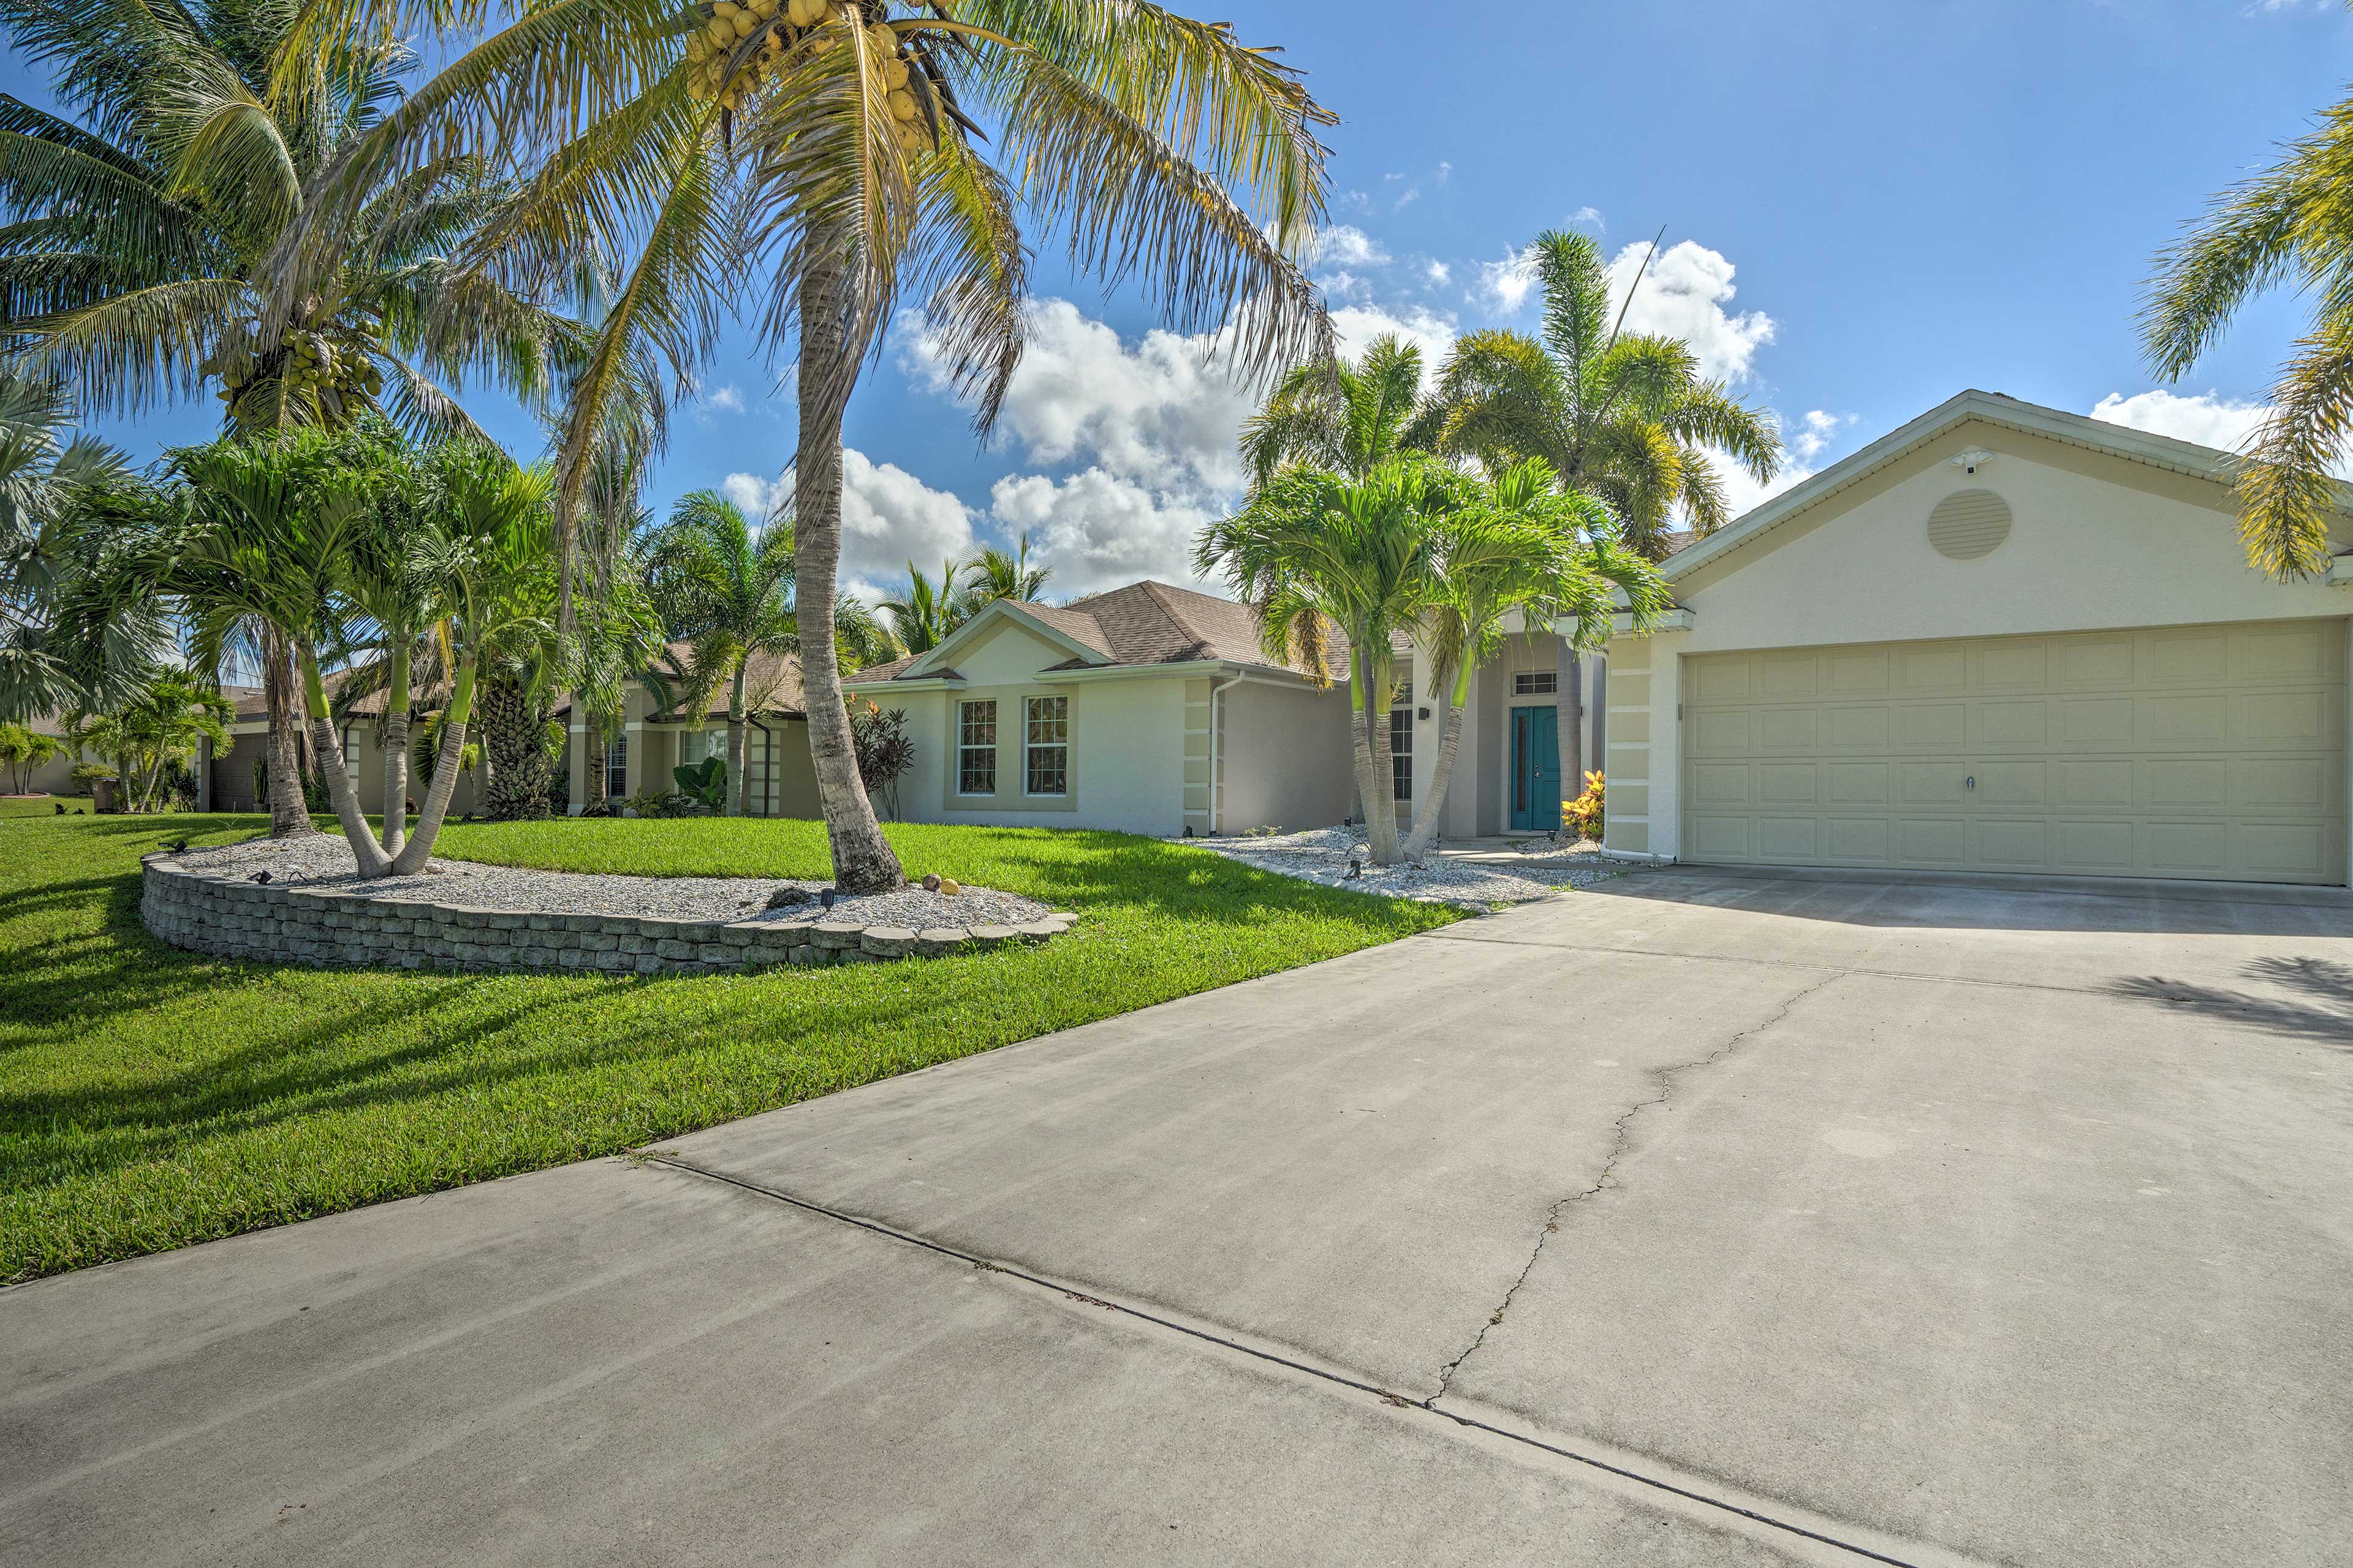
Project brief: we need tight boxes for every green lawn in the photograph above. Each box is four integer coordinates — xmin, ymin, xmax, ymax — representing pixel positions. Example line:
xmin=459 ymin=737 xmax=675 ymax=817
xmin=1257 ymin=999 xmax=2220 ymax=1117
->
xmin=0 ymin=794 xmax=69 ymax=818
xmin=0 ymin=813 xmax=1455 ymax=1283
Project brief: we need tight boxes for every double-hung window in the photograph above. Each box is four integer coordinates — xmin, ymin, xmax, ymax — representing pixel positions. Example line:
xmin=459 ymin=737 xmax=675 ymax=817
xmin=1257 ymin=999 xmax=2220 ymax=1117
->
xmin=605 ymin=735 xmax=627 ymax=800
xmin=957 ymin=700 xmax=997 ymax=795
xmin=1389 ymin=703 xmax=1413 ymax=802
xmin=1024 ymin=695 xmax=1069 ymax=797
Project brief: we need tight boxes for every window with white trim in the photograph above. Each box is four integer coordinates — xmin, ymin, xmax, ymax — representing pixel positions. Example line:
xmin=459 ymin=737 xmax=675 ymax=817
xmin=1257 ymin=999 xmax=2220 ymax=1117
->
xmin=1513 ymin=669 xmax=1559 ymax=696
xmin=605 ymin=735 xmax=627 ymax=799
xmin=1389 ymin=705 xmax=1412 ymax=801
xmin=957 ymin=700 xmax=997 ymax=794
xmin=1024 ymin=695 xmax=1069 ymax=797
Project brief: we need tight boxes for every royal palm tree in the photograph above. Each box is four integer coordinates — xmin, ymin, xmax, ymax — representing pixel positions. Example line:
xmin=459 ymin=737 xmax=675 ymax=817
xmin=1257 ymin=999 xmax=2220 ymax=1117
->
xmin=1420 ymin=229 xmax=1783 ymax=793
xmin=648 ymin=490 xmax=798 ymax=817
xmin=286 ymin=0 xmax=1335 ymax=889
xmin=957 ymin=531 xmax=1049 ymax=613
xmin=1400 ymin=460 xmax=1667 ymax=860
xmin=0 ymin=0 xmax=588 ymax=439
xmin=1241 ymin=333 xmax=1426 ymax=486
xmin=1196 ymin=455 xmax=1454 ymax=866
xmin=877 ymin=557 xmax=963 ymax=654
xmin=2143 ymin=86 xmax=2353 ymax=579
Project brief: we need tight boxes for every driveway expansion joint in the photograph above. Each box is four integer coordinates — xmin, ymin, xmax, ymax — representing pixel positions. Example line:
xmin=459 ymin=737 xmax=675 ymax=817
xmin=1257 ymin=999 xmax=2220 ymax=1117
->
xmin=638 ymin=1143 xmax=1947 ymax=1567
xmin=1427 ymin=970 xmax=1847 ymax=1404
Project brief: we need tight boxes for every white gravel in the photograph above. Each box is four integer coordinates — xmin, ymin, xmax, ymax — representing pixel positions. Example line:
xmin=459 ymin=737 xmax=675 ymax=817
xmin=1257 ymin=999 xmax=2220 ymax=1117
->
xmin=1189 ymin=824 xmax=1625 ymax=909
xmin=170 ymin=834 xmax=1053 ymax=930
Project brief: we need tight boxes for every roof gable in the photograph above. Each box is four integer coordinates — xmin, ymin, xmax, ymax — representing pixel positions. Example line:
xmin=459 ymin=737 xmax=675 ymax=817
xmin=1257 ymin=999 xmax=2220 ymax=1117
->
xmin=1662 ymin=389 xmax=2351 ymax=588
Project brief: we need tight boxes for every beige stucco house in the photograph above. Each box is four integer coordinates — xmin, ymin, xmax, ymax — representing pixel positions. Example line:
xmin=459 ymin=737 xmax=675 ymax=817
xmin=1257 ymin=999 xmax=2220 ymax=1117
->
xmin=1585 ymin=390 xmax=2353 ymax=886
xmin=844 ymin=579 xmax=1356 ymax=836
xmin=561 ymin=646 xmax=822 ymax=817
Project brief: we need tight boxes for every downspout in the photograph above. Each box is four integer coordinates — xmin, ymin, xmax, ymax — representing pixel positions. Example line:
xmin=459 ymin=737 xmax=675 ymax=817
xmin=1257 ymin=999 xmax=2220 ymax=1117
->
xmin=1206 ymin=668 xmax=1246 ymax=835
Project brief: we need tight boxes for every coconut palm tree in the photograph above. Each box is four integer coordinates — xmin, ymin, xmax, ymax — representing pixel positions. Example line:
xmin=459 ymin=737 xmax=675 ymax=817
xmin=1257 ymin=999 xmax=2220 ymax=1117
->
xmin=956 ymin=531 xmax=1049 ymax=612
xmin=648 ymin=490 xmax=798 ymax=817
xmin=2143 ymin=88 xmax=2353 ymax=580
xmin=285 ymin=0 xmax=1335 ymax=890
xmin=1400 ymin=460 xmax=1668 ymax=860
xmin=1196 ymin=455 xmax=1455 ymax=866
xmin=877 ymin=558 xmax=963 ymax=655
xmin=0 ymin=0 xmax=585 ymax=439
xmin=1241 ymin=333 xmax=1427 ymax=486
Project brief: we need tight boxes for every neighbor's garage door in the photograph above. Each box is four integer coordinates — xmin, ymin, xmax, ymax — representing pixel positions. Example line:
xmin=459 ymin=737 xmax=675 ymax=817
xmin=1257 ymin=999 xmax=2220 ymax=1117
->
xmin=1680 ymin=620 xmax=2347 ymax=885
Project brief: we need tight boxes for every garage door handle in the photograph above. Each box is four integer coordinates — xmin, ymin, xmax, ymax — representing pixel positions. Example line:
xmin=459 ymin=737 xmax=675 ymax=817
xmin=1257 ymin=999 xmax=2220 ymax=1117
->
xmin=1965 ymin=775 xmax=1976 ymax=790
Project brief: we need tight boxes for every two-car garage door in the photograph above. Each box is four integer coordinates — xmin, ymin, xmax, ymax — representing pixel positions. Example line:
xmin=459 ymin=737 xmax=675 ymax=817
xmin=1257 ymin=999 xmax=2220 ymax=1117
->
xmin=1680 ymin=619 xmax=2348 ymax=885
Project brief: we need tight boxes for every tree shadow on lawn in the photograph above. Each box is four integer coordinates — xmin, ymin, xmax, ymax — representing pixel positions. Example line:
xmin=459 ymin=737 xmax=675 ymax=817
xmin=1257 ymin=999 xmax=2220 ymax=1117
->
xmin=2105 ymin=956 xmax=2353 ymax=1051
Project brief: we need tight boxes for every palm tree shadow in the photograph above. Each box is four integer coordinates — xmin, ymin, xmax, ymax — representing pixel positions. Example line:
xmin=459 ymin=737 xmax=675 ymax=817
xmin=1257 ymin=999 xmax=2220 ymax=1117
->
xmin=2106 ymin=956 xmax=2353 ymax=1050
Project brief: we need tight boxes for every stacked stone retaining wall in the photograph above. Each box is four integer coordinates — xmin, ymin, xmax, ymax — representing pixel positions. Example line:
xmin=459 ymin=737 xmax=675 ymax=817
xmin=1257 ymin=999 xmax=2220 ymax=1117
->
xmin=139 ymin=855 xmax=1074 ymax=975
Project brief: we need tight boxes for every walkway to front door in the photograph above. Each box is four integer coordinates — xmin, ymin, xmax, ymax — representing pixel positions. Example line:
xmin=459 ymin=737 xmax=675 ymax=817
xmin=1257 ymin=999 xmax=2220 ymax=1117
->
xmin=1509 ymin=705 xmax=1559 ymax=831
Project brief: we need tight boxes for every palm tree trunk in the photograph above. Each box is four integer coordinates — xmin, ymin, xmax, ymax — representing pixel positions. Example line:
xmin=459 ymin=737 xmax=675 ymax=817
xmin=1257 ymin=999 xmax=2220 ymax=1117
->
xmin=262 ymin=627 xmax=314 ymax=837
xmin=1365 ymin=675 xmax=1401 ymax=865
xmin=1555 ymin=641 xmax=1581 ymax=834
xmin=298 ymin=648 xmax=393 ymax=877
xmin=1402 ymin=673 xmax=1463 ymax=861
xmin=390 ymin=660 xmax=478 ymax=876
xmin=381 ymin=643 xmax=410 ymax=857
xmin=795 ymin=251 xmax=905 ymax=893
xmin=726 ymin=667 xmax=748 ymax=817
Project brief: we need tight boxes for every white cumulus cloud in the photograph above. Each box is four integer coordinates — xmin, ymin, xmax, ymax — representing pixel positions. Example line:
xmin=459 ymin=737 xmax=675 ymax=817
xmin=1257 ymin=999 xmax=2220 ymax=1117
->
xmin=721 ymin=449 xmax=975 ymax=586
xmin=2090 ymin=388 xmax=2269 ymax=453
xmin=1314 ymin=224 xmax=1390 ymax=268
xmin=1332 ymin=303 xmax=1458 ymax=391
xmin=1608 ymin=241 xmax=1776 ymax=383
xmin=1474 ymin=244 xmax=1539 ymax=315
xmin=990 ymin=469 xmax=1221 ymax=600
xmin=1790 ymin=409 xmax=1855 ymax=464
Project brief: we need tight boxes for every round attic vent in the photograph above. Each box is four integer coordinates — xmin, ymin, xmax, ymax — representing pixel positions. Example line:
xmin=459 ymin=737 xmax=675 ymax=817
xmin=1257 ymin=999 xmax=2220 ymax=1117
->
xmin=1927 ymin=488 xmax=2012 ymax=561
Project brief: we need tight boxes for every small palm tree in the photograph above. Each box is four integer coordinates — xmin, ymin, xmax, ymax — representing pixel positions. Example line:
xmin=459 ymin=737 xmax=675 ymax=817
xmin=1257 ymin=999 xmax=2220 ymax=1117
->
xmin=2143 ymin=89 xmax=2353 ymax=579
xmin=0 ymin=718 xmax=60 ymax=793
xmin=1401 ymin=460 xmax=1669 ymax=860
xmin=1241 ymin=334 xmax=1427 ymax=486
xmin=1196 ymin=455 xmax=1453 ymax=866
xmin=957 ymin=532 xmax=1049 ymax=613
xmin=648 ymin=491 xmax=798 ymax=817
xmin=1420 ymin=230 xmax=1783 ymax=559
xmin=877 ymin=558 xmax=963 ymax=655
xmin=66 ymin=664 xmax=233 ymax=812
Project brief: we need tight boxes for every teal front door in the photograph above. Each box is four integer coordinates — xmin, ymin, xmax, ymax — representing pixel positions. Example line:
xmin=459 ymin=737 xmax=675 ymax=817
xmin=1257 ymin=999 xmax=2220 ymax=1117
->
xmin=1510 ymin=706 xmax=1561 ymax=831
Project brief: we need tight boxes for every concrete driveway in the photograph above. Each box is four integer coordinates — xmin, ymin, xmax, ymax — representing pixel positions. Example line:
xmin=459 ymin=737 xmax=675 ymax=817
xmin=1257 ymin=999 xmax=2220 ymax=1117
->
xmin=6 ymin=869 xmax=2349 ymax=1566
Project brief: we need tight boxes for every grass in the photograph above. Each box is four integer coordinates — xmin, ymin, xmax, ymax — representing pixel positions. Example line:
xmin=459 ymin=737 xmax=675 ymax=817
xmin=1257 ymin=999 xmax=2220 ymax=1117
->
xmin=0 ymin=813 xmax=1457 ymax=1283
xmin=0 ymin=793 xmax=69 ymax=818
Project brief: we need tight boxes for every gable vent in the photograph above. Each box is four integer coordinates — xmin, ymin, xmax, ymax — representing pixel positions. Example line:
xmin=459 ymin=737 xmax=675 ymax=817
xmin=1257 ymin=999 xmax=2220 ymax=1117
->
xmin=1927 ymin=488 xmax=2012 ymax=561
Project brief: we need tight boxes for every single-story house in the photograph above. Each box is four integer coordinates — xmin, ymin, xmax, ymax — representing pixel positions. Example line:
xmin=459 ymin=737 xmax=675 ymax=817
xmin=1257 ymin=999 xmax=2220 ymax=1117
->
xmin=844 ymin=579 xmax=1357 ymax=836
xmin=1582 ymin=389 xmax=2353 ymax=886
xmin=561 ymin=646 xmax=821 ymax=817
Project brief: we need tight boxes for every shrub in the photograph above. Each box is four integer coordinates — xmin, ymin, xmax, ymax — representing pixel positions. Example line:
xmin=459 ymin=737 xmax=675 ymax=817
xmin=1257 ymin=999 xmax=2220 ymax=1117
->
xmin=848 ymin=700 xmax=915 ymax=819
xmin=672 ymin=756 xmax=727 ymax=812
xmin=1561 ymin=770 xmax=1605 ymax=842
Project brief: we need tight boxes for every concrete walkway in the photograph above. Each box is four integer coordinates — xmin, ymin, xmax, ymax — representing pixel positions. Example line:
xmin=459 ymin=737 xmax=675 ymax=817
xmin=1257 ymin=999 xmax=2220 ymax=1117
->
xmin=5 ymin=869 xmax=2349 ymax=1566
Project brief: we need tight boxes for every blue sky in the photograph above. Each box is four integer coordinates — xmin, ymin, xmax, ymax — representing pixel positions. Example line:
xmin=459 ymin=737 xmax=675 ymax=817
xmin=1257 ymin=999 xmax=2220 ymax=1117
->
xmin=7 ymin=0 xmax=2349 ymax=599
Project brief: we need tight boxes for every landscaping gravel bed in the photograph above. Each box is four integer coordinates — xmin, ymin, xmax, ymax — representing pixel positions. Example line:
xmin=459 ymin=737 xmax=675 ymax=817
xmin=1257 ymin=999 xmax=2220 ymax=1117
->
xmin=1188 ymin=824 xmax=1625 ymax=908
xmin=174 ymin=834 xmax=1052 ymax=929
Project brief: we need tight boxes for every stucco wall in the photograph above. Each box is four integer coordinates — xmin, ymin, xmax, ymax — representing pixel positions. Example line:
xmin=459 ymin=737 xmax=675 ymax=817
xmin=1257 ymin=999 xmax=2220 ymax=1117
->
xmin=1607 ymin=416 xmax=2353 ymax=871
xmin=1218 ymin=677 xmax=1352 ymax=834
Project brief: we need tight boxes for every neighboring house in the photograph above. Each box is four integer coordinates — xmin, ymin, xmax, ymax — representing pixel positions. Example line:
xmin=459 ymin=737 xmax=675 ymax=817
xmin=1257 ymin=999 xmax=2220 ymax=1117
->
xmin=1586 ymin=389 xmax=2353 ymax=886
xmin=562 ymin=645 xmax=820 ymax=817
xmin=844 ymin=579 xmax=1356 ymax=836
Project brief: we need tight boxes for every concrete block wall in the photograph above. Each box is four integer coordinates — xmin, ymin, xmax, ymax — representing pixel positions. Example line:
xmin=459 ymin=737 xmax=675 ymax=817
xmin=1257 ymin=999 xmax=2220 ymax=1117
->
xmin=140 ymin=857 xmax=1075 ymax=975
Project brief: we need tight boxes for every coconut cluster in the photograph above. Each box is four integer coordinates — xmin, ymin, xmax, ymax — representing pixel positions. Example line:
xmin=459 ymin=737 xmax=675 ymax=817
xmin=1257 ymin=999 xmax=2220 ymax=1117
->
xmin=212 ymin=324 xmax=384 ymax=422
xmin=685 ymin=0 xmax=936 ymax=153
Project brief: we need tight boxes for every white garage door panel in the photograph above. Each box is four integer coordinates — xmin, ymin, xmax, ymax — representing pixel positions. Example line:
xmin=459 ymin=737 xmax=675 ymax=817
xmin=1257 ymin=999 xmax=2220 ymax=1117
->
xmin=1680 ymin=621 xmax=2348 ymax=885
